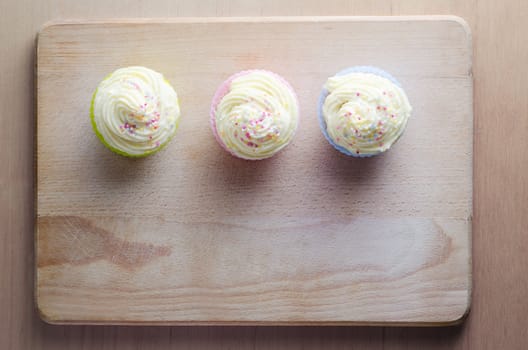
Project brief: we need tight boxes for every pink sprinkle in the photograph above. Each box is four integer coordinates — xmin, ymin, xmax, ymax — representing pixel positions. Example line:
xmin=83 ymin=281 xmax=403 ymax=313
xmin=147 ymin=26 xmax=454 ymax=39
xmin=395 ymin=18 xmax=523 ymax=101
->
xmin=356 ymin=93 xmax=360 ymax=97
xmin=383 ymin=107 xmax=387 ymax=111
xmin=155 ymin=141 xmax=160 ymax=147
xmin=245 ymin=132 xmax=251 ymax=139
xmin=149 ymin=136 xmax=153 ymax=140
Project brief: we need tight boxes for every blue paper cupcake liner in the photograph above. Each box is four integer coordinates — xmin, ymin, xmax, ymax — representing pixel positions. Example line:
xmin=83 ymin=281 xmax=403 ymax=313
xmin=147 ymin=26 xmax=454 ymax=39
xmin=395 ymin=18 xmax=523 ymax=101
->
xmin=318 ymin=66 xmax=402 ymax=158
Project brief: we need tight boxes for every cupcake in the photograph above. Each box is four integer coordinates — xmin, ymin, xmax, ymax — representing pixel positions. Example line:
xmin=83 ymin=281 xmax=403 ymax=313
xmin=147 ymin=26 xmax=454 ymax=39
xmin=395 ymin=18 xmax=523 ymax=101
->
xmin=318 ymin=66 xmax=412 ymax=157
xmin=91 ymin=66 xmax=181 ymax=157
xmin=210 ymin=70 xmax=299 ymax=160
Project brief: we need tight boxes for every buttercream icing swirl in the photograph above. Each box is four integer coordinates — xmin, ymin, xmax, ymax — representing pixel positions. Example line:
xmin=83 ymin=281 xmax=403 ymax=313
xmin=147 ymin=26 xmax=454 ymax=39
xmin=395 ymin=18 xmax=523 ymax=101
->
xmin=322 ymin=72 xmax=411 ymax=156
xmin=92 ymin=66 xmax=180 ymax=156
xmin=213 ymin=71 xmax=299 ymax=160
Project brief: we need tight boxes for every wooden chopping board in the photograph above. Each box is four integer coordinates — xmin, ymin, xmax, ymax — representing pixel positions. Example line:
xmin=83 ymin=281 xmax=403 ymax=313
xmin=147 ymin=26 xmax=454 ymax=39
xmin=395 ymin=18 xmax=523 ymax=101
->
xmin=36 ymin=16 xmax=473 ymax=325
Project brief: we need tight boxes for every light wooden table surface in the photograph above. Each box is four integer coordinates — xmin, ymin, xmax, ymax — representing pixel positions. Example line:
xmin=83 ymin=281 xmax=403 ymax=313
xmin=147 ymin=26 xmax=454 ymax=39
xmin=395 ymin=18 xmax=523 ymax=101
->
xmin=1 ymin=0 xmax=527 ymax=349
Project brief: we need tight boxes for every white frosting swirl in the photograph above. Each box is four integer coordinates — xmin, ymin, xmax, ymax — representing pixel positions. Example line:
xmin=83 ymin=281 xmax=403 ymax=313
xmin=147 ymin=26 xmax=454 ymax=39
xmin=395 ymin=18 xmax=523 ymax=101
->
xmin=92 ymin=66 xmax=180 ymax=156
xmin=214 ymin=71 xmax=299 ymax=160
xmin=322 ymin=72 xmax=412 ymax=156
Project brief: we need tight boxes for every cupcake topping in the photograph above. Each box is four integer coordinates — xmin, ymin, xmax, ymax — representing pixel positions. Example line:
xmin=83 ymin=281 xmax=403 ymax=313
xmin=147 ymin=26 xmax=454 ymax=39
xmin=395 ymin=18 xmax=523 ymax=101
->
xmin=322 ymin=72 xmax=412 ymax=156
xmin=92 ymin=66 xmax=180 ymax=156
xmin=213 ymin=71 xmax=299 ymax=160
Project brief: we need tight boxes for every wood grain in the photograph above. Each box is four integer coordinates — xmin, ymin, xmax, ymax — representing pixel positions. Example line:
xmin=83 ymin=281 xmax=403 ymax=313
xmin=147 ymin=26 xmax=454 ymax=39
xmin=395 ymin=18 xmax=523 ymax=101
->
xmin=36 ymin=17 xmax=472 ymax=325
xmin=1 ymin=0 xmax=528 ymax=348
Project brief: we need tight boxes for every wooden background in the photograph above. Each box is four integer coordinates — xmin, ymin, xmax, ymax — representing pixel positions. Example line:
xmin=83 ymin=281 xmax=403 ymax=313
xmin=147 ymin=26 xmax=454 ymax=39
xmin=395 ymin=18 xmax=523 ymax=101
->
xmin=1 ymin=0 xmax=527 ymax=348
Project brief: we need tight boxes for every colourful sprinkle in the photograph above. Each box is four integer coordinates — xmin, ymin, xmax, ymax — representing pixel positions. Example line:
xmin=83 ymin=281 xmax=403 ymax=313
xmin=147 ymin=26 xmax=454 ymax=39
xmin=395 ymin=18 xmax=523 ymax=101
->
xmin=129 ymin=81 xmax=141 ymax=90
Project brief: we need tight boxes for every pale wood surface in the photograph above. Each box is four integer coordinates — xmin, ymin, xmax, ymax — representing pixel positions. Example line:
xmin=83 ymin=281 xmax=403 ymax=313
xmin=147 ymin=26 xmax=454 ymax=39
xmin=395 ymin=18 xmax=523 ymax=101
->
xmin=36 ymin=17 xmax=472 ymax=325
xmin=1 ymin=0 xmax=527 ymax=348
